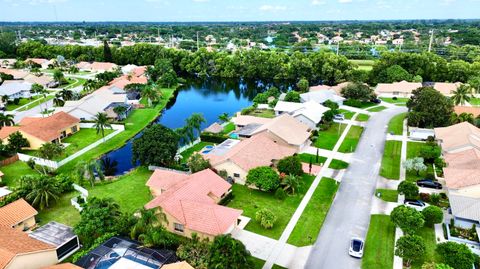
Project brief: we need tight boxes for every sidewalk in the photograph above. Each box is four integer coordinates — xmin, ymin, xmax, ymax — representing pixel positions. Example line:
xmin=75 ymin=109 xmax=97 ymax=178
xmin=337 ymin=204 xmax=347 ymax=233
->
xmin=370 ymin=197 xmax=398 ymax=215
xmin=300 ymin=146 xmax=352 ymax=162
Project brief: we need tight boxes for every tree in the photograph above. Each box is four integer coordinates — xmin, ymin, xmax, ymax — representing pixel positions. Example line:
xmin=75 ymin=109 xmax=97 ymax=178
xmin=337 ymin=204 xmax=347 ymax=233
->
xmin=188 ymin=153 xmax=211 ymax=173
xmin=186 ymin=113 xmax=206 ymax=138
xmin=23 ymin=175 xmax=61 ymax=210
xmin=218 ymin=112 xmax=230 ymax=123
xmin=382 ymin=65 xmax=413 ymax=83
xmin=390 ymin=205 xmax=425 ymax=234
xmin=407 ymin=87 xmax=454 ymax=128
xmin=397 ymin=181 xmax=419 ymax=199
xmin=59 ymin=88 xmax=74 ymax=101
xmin=253 ymin=93 xmax=269 ymax=104
xmin=436 ymin=242 xmax=475 ymax=269
xmin=103 ymin=40 xmax=112 ymax=62
xmin=284 ymin=91 xmax=301 ymax=102
xmin=93 ymin=112 xmax=112 ymax=141
xmin=7 ymin=131 xmax=30 ymax=152
xmin=277 ymin=155 xmax=303 ymax=176
xmin=246 ymin=166 xmax=280 ymax=192
xmin=75 ymin=160 xmax=105 ymax=187
xmin=421 ymin=262 xmax=453 ymax=269
xmin=53 ymin=93 xmax=65 ymax=107
xmin=422 ymin=206 xmax=444 ymax=227
xmin=53 ymin=69 xmax=66 ymax=85
xmin=113 ymin=105 xmax=128 ymax=120
xmin=281 ymin=174 xmax=301 ymax=195
xmin=38 ymin=142 xmax=64 ymax=160
xmin=296 ymin=78 xmax=309 ymax=92
xmin=208 ymin=235 xmax=253 ymax=269
xmin=403 ymin=157 xmax=427 ymax=176
xmin=74 ymin=197 xmax=121 ymax=247
xmin=451 ymin=84 xmax=473 ymax=106
xmin=0 ymin=113 xmax=14 ymax=127
xmin=255 ymin=208 xmax=277 ymax=229
xmin=395 ymin=235 xmax=426 ymax=267
xmin=176 ymin=234 xmax=210 ymax=269
xmin=141 ymin=85 xmax=161 ymax=107
xmin=341 ymin=82 xmax=375 ymax=102
xmin=132 ymin=124 xmax=179 ymax=166
xmin=100 ymin=157 xmax=118 ymax=176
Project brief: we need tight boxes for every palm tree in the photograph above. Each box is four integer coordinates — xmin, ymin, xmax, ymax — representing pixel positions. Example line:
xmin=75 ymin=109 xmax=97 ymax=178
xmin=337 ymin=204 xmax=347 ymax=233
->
xmin=1 ymin=95 xmax=8 ymax=104
xmin=186 ymin=113 xmax=206 ymax=138
xmin=75 ymin=160 xmax=105 ymax=187
xmin=141 ymin=85 xmax=161 ymax=107
xmin=53 ymin=93 xmax=65 ymax=107
xmin=130 ymin=208 xmax=164 ymax=239
xmin=175 ymin=126 xmax=192 ymax=145
xmin=282 ymin=174 xmax=301 ymax=194
xmin=218 ymin=112 xmax=230 ymax=123
xmin=93 ymin=112 xmax=112 ymax=142
xmin=113 ymin=105 xmax=127 ymax=120
xmin=451 ymin=84 xmax=473 ymax=105
xmin=25 ymin=175 xmax=61 ymax=210
xmin=0 ymin=113 xmax=14 ymax=127
xmin=59 ymin=88 xmax=74 ymax=101
xmin=451 ymin=112 xmax=475 ymax=124
xmin=38 ymin=142 xmax=64 ymax=160
xmin=100 ymin=157 xmax=118 ymax=176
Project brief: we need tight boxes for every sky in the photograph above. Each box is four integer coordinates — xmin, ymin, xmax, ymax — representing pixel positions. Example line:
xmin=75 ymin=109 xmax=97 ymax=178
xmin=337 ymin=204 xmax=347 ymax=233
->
xmin=1 ymin=0 xmax=479 ymax=22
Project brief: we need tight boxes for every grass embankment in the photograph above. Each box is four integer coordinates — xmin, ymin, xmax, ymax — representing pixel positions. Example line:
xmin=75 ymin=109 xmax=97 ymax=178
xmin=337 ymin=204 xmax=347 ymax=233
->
xmin=362 ymin=214 xmax=396 ymax=269
xmin=298 ymin=153 xmax=349 ymax=170
xmin=388 ymin=113 xmax=407 ymax=135
xmin=338 ymin=125 xmax=364 ymax=153
xmin=379 ymin=140 xmax=402 ymax=180
xmin=314 ymin=123 xmax=346 ymax=150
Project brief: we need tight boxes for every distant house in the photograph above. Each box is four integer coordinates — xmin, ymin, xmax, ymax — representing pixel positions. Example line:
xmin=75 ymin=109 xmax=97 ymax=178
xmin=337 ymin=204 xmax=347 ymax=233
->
xmin=108 ymin=74 xmax=148 ymax=91
xmin=274 ymin=100 xmax=330 ymax=129
xmin=26 ymin=58 xmax=50 ymax=69
xmin=0 ymin=198 xmax=38 ymax=231
xmin=23 ymin=74 xmax=56 ymax=88
xmin=145 ymin=169 xmax=242 ymax=240
xmin=0 ymin=80 xmax=32 ymax=100
xmin=454 ymin=106 xmax=480 ymax=117
xmin=309 ymin=82 xmax=351 ymax=96
xmin=300 ymin=90 xmax=345 ymax=106
xmin=231 ymin=113 xmax=273 ymax=128
xmin=0 ymin=68 xmax=28 ymax=80
xmin=75 ymin=61 xmax=118 ymax=73
xmin=0 ymin=112 xmax=80 ymax=150
xmin=374 ymin=81 xmax=423 ymax=97
xmin=431 ymin=82 xmax=462 ymax=96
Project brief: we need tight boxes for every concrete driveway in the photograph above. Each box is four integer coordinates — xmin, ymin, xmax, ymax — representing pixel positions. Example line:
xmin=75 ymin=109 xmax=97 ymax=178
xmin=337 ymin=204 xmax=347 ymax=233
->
xmin=304 ymin=106 xmax=407 ymax=269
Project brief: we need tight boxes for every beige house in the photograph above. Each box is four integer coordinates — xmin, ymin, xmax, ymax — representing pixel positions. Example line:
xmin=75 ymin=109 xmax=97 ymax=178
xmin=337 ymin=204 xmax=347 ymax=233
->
xmin=375 ymin=81 xmax=423 ymax=97
xmin=432 ymin=82 xmax=462 ymax=96
xmin=0 ymin=198 xmax=38 ymax=231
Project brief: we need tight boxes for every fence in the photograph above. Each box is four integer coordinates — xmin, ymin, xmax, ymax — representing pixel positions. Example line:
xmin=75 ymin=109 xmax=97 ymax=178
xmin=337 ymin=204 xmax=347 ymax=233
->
xmin=176 ymin=138 xmax=201 ymax=154
xmin=0 ymin=154 xmax=19 ymax=166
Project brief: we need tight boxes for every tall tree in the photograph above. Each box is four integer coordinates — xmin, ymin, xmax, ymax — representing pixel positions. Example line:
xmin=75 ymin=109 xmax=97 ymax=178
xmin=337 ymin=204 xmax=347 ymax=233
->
xmin=0 ymin=113 xmax=14 ymax=127
xmin=218 ymin=112 xmax=230 ymax=123
xmin=451 ymin=84 xmax=473 ymax=106
xmin=103 ymin=40 xmax=112 ymax=62
xmin=132 ymin=124 xmax=179 ymax=166
xmin=208 ymin=235 xmax=253 ymax=269
xmin=407 ymin=87 xmax=454 ymax=128
xmin=7 ymin=131 xmax=30 ymax=152
xmin=395 ymin=235 xmax=426 ymax=267
xmin=390 ymin=205 xmax=425 ymax=235
xmin=24 ymin=175 xmax=61 ymax=210
xmin=141 ymin=85 xmax=161 ymax=107
xmin=186 ymin=113 xmax=206 ymax=138
xmin=93 ymin=112 xmax=112 ymax=141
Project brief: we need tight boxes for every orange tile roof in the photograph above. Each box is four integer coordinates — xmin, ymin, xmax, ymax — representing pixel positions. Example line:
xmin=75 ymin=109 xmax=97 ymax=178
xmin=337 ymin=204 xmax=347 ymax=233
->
xmin=0 ymin=68 xmax=28 ymax=79
xmin=146 ymin=169 xmax=189 ymax=191
xmin=434 ymin=122 xmax=480 ymax=152
xmin=145 ymin=169 xmax=242 ymax=236
xmin=0 ymin=226 xmax=55 ymax=268
xmin=43 ymin=263 xmax=82 ymax=269
xmin=18 ymin=112 xmax=80 ymax=142
xmin=375 ymin=81 xmax=422 ymax=94
xmin=0 ymin=198 xmax=38 ymax=228
xmin=26 ymin=58 xmax=49 ymax=65
xmin=454 ymin=106 xmax=480 ymax=118
xmin=443 ymin=148 xmax=480 ymax=189
xmin=90 ymin=62 xmax=117 ymax=72
xmin=433 ymin=82 xmax=461 ymax=95
xmin=109 ymin=75 xmax=148 ymax=89
xmin=0 ymin=126 xmax=20 ymax=140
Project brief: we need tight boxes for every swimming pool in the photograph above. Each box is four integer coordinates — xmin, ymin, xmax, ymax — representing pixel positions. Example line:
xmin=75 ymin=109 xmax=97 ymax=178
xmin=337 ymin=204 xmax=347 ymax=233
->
xmin=205 ymin=145 xmax=214 ymax=149
xmin=230 ymin=133 xmax=239 ymax=139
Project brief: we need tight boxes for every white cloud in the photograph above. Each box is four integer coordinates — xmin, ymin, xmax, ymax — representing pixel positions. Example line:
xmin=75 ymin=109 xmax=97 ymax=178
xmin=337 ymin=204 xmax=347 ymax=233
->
xmin=259 ymin=5 xmax=287 ymax=11
xmin=311 ymin=0 xmax=326 ymax=5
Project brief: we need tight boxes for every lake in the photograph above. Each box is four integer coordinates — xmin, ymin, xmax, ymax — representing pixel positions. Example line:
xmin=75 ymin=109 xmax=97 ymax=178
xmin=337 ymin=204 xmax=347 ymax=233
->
xmin=104 ymin=79 xmax=264 ymax=175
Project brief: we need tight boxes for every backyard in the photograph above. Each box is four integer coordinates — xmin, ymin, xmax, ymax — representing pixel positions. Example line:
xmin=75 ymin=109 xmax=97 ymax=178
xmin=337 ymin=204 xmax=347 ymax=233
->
xmin=298 ymin=153 xmax=349 ymax=170
xmin=379 ymin=140 xmax=402 ymax=180
xmin=338 ymin=125 xmax=364 ymax=153
xmin=16 ymin=95 xmax=55 ymax=112
xmin=287 ymin=177 xmax=338 ymax=246
xmin=5 ymin=96 xmax=42 ymax=111
xmin=313 ymin=123 xmax=346 ymax=150
xmin=180 ymin=141 xmax=214 ymax=163
xmin=362 ymin=214 xmax=396 ymax=269
xmin=411 ymin=226 xmax=440 ymax=269
xmin=227 ymin=174 xmax=315 ymax=239
xmin=388 ymin=113 xmax=407 ymax=135
xmin=244 ymin=108 xmax=276 ymax=118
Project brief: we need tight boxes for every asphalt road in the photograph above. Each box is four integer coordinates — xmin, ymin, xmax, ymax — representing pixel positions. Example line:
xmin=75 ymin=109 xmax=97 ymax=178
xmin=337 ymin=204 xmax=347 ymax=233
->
xmin=12 ymin=99 xmax=54 ymax=123
xmin=305 ymin=106 xmax=407 ymax=269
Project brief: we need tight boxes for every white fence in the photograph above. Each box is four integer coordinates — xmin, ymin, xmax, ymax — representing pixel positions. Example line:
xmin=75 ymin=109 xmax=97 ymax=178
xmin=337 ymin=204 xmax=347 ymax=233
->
xmin=70 ymin=183 xmax=89 ymax=212
xmin=177 ymin=138 xmax=201 ymax=154
xmin=19 ymin=124 xmax=124 ymax=169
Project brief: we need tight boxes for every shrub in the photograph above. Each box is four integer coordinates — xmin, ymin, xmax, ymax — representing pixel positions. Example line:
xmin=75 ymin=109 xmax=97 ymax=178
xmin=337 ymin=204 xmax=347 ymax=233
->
xmin=392 ymin=96 xmax=398 ymax=100
xmin=391 ymin=205 xmax=425 ymax=235
xmin=275 ymin=188 xmax=287 ymax=200
xmin=13 ymin=98 xmax=20 ymax=105
xmin=246 ymin=166 xmax=280 ymax=192
xmin=420 ymin=193 xmax=431 ymax=202
xmin=284 ymin=91 xmax=301 ymax=102
xmin=253 ymin=93 xmax=269 ymax=104
xmin=425 ymin=173 xmax=435 ymax=180
xmin=277 ymin=156 xmax=303 ymax=176
xmin=395 ymin=234 xmax=426 ymax=267
xmin=430 ymin=193 xmax=441 ymax=205
xmin=241 ymin=106 xmax=255 ymax=115
xmin=422 ymin=206 xmax=443 ymax=226
xmin=255 ymin=208 xmax=277 ymax=229
xmin=200 ymin=133 xmax=228 ymax=143
xmin=436 ymin=242 xmax=475 ymax=269
xmin=217 ymin=170 xmax=228 ymax=179
xmin=398 ymin=181 xmax=419 ymax=199
xmin=343 ymin=99 xmax=363 ymax=108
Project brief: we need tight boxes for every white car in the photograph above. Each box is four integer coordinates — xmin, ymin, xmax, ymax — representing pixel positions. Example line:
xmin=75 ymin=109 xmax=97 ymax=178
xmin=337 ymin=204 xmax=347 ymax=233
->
xmin=404 ymin=200 xmax=429 ymax=211
xmin=334 ymin=114 xmax=345 ymax=121
xmin=349 ymin=237 xmax=364 ymax=258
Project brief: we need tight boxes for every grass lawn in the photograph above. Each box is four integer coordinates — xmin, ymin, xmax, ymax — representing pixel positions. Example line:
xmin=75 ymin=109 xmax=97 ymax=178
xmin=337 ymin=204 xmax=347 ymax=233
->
xmin=246 ymin=109 xmax=276 ymax=118
xmin=64 ymin=77 xmax=86 ymax=89
xmin=36 ymin=191 xmax=80 ymax=226
xmin=314 ymin=123 xmax=346 ymax=150
xmin=353 ymin=102 xmax=377 ymax=109
xmin=380 ymin=97 xmax=409 ymax=106
xmin=362 ymin=214 xmax=396 ymax=269
xmin=298 ymin=153 xmax=349 ymax=170
xmin=338 ymin=109 xmax=355 ymax=120
xmin=287 ymin=178 xmax=339 ymax=246
xmin=375 ymin=189 xmax=398 ymax=202
xmin=338 ymin=125 xmax=364 ymax=153
xmin=17 ymin=95 xmax=55 ymax=112
xmin=221 ymin=122 xmax=235 ymax=134
xmin=180 ymin=142 xmax=214 ymax=162
xmin=388 ymin=113 xmax=407 ymax=135
xmin=57 ymin=129 xmax=115 ymax=160
xmin=227 ymin=174 xmax=315 ymax=239
xmin=379 ymin=140 xmax=402 ymax=180
xmin=469 ymin=98 xmax=480 ymax=106
xmin=367 ymin=106 xmax=387 ymax=112
xmin=251 ymin=257 xmax=265 ymax=269
xmin=349 ymin=59 xmax=375 ymax=71
xmin=5 ymin=96 xmax=42 ymax=111
xmin=411 ymin=226 xmax=440 ymax=269
xmin=356 ymin=113 xmax=370 ymax=122
xmin=406 ymin=142 xmax=434 ymax=182
xmin=0 ymin=161 xmax=39 ymax=187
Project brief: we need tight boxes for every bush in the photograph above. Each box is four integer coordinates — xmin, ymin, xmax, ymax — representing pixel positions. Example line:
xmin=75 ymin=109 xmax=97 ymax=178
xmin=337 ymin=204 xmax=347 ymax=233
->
xmin=253 ymin=93 xmax=269 ymax=104
xmin=420 ymin=193 xmax=431 ymax=202
xmin=255 ymin=208 xmax=277 ymax=229
xmin=425 ymin=173 xmax=435 ymax=180
xmin=200 ymin=133 xmax=228 ymax=143
xmin=284 ymin=91 xmax=301 ymax=102
xmin=398 ymin=181 xmax=419 ymax=199
xmin=241 ymin=106 xmax=255 ymax=115
xmin=436 ymin=242 xmax=475 ymax=269
xmin=13 ymin=98 xmax=20 ymax=105
xmin=56 ymin=174 xmax=74 ymax=193
xmin=277 ymin=156 xmax=303 ymax=176
xmin=430 ymin=193 xmax=441 ymax=205
xmin=422 ymin=206 xmax=444 ymax=226
xmin=392 ymin=96 xmax=398 ymax=100
xmin=275 ymin=188 xmax=287 ymax=200
xmin=246 ymin=166 xmax=280 ymax=192
xmin=343 ymin=99 xmax=363 ymax=108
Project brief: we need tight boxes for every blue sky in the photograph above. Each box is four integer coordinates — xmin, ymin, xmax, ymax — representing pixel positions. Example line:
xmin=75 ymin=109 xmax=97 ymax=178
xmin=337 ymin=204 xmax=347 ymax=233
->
xmin=1 ymin=0 xmax=479 ymax=22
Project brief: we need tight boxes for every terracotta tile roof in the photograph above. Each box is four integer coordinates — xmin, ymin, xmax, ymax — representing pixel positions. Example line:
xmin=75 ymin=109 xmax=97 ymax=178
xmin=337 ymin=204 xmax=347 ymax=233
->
xmin=433 ymin=82 xmax=461 ymax=95
xmin=145 ymin=169 xmax=242 ymax=236
xmin=434 ymin=122 xmax=480 ymax=152
xmin=0 ymin=68 xmax=28 ymax=79
xmin=454 ymin=106 xmax=480 ymax=118
xmin=43 ymin=263 xmax=82 ymax=269
xmin=146 ymin=169 xmax=189 ymax=191
xmin=443 ymin=148 xmax=480 ymax=189
xmin=206 ymin=132 xmax=297 ymax=171
xmin=375 ymin=81 xmax=422 ymax=94
xmin=0 ymin=198 xmax=38 ymax=228
xmin=253 ymin=114 xmax=311 ymax=146
xmin=90 ymin=62 xmax=117 ymax=72
xmin=162 ymin=261 xmax=194 ymax=269
xmin=18 ymin=112 xmax=80 ymax=142
xmin=26 ymin=58 xmax=49 ymax=65
xmin=310 ymin=82 xmax=352 ymax=95
xmin=109 ymin=75 xmax=148 ymax=89
xmin=0 ymin=226 xmax=56 ymax=268
xmin=0 ymin=126 xmax=20 ymax=140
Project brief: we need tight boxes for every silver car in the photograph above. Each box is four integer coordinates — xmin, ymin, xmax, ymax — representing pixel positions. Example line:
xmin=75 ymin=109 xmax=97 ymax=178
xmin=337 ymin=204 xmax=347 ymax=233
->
xmin=349 ymin=237 xmax=364 ymax=258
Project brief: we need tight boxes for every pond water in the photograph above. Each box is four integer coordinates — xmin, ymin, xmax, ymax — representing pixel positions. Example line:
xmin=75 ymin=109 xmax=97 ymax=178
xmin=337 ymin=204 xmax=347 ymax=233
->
xmin=104 ymin=79 xmax=265 ymax=175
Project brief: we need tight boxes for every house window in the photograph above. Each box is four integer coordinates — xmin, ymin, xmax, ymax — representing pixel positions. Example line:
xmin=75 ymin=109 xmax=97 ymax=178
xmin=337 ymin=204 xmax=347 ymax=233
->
xmin=393 ymin=91 xmax=399 ymax=96
xmin=174 ymin=223 xmax=184 ymax=232
xmin=71 ymin=126 xmax=78 ymax=133
xmin=233 ymin=173 xmax=240 ymax=178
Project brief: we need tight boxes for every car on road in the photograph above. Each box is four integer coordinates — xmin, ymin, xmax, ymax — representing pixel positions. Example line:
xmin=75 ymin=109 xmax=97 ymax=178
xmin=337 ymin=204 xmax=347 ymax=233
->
xmin=348 ymin=238 xmax=364 ymax=258
xmin=416 ymin=179 xmax=442 ymax=189
xmin=334 ymin=114 xmax=345 ymax=121
xmin=404 ymin=199 xmax=428 ymax=211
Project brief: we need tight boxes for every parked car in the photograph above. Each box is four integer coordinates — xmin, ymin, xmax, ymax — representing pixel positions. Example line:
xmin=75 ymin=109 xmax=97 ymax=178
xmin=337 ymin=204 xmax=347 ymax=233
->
xmin=372 ymin=98 xmax=381 ymax=104
xmin=334 ymin=114 xmax=345 ymax=121
xmin=404 ymin=199 xmax=428 ymax=211
xmin=349 ymin=237 xmax=364 ymax=258
xmin=416 ymin=179 xmax=442 ymax=189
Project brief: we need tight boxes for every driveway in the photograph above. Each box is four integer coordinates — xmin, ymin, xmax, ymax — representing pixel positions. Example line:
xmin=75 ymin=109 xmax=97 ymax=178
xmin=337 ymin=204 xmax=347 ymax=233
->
xmin=12 ymin=99 xmax=54 ymax=123
xmin=305 ymin=106 xmax=407 ymax=269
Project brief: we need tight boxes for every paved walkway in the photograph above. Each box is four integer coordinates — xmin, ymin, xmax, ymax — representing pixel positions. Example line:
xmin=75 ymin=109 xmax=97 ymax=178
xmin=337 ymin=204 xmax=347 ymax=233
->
xmin=376 ymin=176 xmax=401 ymax=189
xmin=300 ymin=146 xmax=352 ymax=162
xmin=340 ymin=105 xmax=373 ymax=114
xmin=370 ymin=197 xmax=398 ymax=215
xmin=12 ymin=99 xmax=54 ymax=123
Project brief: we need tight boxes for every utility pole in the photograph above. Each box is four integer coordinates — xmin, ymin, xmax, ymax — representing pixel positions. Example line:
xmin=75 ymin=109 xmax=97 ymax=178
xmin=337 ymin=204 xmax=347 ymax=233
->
xmin=196 ymin=31 xmax=199 ymax=51
xmin=428 ymin=29 xmax=434 ymax=53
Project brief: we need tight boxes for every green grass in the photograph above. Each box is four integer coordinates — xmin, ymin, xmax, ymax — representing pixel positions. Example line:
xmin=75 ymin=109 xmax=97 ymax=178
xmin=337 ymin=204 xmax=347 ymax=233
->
xmin=469 ymin=98 xmax=480 ymax=106
xmin=380 ymin=97 xmax=409 ymax=105
xmin=411 ymin=226 xmax=440 ymax=269
xmin=367 ymin=106 xmax=387 ymax=112
xmin=221 ymin=122 xmax=235 ymax=134
xmin=180 ymin=142 xmax=214 ymax=163
xmin=5 ymin=96 xmax=42 ymax=111
xmin=314 ymin=123 xmax=346 ymax=150
xmin=57 ymin=129 xmax=114 ymax=160
xmin=17 ymin=95 xmax=55 ymax=112
xmin=349 ymin=59 xmax=375 ymax=71
xmin=406 ymin=142 xmax=433 ymax=182
xmin=380 ymin=140 xmax=402 ymax=180
xmin=227 ymin=174 xmax=315 ymax=239
xmin=362 ymin=215 xmax=396 ymax=269
xmin=375 ymin=189 xmax=398 ymax=202
xmin=251 ymin=257 xmax=265 ymax=269
xmin=388 ymin=113 xmax=407 ymax=135
xmin=64 ymin=77 xmax=86 ymax=89
xmin=356 ymin=113 xmax=370 ymax=122
xmin=36 ymin=191 xmax=80 ymax=226
xmin=246 ymin=109 xmax=276 ymax=118
xmin=0 ymin=161 xmax=39 ymax=187
xmin=338 ymin=125 xmax=364 ymax=153
xmin=287 ymin=178 xmax=339 ymax=246
xmin=298 ymin=153 xmax=349 ymax=169
xmin=338 ymin=109 xmax=355 ymax=120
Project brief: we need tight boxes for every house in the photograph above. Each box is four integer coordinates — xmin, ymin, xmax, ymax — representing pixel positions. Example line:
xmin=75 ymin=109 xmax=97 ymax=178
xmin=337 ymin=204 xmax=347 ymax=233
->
xmin=26 ymin=58 xmax=50 ymax=69
xmin=75 ymin=61 xmax=118 ymax=73
xmin=43 ymin=263 xmax=82 ymax=269
xmin=0 ymin=198 xmax=38 ymax=231
xmin=374 ymin=81 xmax=422 ymax=97
xmin=432 ymin=82 xmax=462 ymax=96
xmin=300 ymin=90 xmax=345 ymax=106
xmin=23 ymin=74 xmax=56 ymax=88
xmin=204 ymin=132 xmax=297 ymax=184
xmin=145 ymin=169 xmax=242 ymax=240
xmin=0 ymin=112 xmax=80 ymax=150
xmin=29 ymin=222 xmax=80 ymax=262
xmin=0 ymin=59 xmax=17 ymax=68
xmin=0 ymin=68 xmax=28 ymax=80
xmin=0 ymin=80 xmax=32 ymax=100
xmin=203 ymin=122 xmax=224 ymax=134
xmin=56 ymin=87 xmax=128 ymax=121
xmin=274 ymin=100 xmax=330 ymax=129
xmin=0 ymin=187 xmax=12 ymax=201
xmin=108 ymin=74 xmax=148 ymax=91
xmin=309 ymin=82 xmax=351 ymax=96
xmin=454 ymin=106 xmax=480 ymax=118
xmin=231 ymin=113 xmax=273 ymax=128
xmin=448 ymin=194 xmax=480 ymax=227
